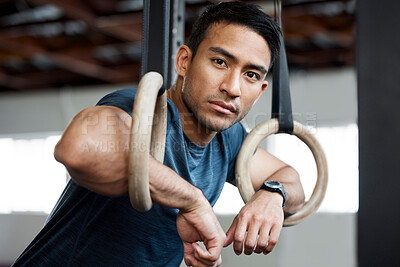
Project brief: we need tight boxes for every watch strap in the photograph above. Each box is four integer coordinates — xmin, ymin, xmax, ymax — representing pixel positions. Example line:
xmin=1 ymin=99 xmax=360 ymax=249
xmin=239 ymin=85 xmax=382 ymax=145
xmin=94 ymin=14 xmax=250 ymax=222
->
xmin=258 ymin=180 xmax=287 ymax=208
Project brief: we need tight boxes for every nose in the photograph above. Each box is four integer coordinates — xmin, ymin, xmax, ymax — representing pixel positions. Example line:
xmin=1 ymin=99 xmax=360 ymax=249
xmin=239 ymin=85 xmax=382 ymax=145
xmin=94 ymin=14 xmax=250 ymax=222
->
xmin=220 ymin=70 xmax=241 ymax=98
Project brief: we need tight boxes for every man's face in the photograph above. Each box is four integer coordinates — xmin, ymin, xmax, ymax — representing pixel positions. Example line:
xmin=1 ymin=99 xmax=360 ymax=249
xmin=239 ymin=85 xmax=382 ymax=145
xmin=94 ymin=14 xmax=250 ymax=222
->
xmin=181 ymin=22 xmax=271 ymax=133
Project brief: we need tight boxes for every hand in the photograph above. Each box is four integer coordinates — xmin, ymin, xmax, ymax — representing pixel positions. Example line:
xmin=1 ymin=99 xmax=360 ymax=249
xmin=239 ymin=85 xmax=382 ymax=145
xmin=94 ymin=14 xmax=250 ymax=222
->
xmin=176 ymin=199 xmax=226 ymax=266
xmin=223 ymin=190 xmax=284 ymax=255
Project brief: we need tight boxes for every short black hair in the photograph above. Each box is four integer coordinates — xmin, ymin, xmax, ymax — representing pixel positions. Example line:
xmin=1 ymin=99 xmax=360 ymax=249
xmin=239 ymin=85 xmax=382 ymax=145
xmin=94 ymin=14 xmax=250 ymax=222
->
xmin=187 ymin=1 xmax=281 ymax=69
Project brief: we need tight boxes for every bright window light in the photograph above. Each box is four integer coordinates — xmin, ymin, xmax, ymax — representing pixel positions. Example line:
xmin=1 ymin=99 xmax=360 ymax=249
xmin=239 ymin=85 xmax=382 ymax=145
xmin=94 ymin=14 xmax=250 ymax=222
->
xmin=0 ymin=124 xmax=358 ymax=215
xmin=214 ymin=124 xmax=359 ymax=214
xmin=0 ymin=133 xmax=67 ymax=214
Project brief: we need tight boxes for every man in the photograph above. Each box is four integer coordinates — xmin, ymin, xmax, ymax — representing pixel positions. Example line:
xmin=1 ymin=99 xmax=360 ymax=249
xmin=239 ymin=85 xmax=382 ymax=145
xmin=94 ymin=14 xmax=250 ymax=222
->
xmin=13 ymin=2 xmax=304 ymax=267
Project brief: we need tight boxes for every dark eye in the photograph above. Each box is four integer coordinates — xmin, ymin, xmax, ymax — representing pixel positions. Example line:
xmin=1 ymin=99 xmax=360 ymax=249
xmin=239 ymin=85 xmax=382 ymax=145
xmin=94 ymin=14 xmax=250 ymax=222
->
xmin=213 ymin=58 xmax=226 ymax=67
xmin=246 ymin=72 xmax=260 ymax=81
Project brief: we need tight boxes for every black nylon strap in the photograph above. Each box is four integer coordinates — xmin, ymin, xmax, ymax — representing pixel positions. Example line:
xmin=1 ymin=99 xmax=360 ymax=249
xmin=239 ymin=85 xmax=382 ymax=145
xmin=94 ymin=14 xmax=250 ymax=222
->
xmin=141 ymin=0 xmax=170 ymax=95
xmin=271 ymin=0 xmax=294 ymax=133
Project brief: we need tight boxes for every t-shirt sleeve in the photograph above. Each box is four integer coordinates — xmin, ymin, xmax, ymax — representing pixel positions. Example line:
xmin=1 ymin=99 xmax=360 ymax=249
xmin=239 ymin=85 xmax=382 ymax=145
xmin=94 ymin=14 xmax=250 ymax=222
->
xmin=225 ymin=122 xmax=250 ymax=183
xmin=96 ymin=87 xmax=137 ymax=116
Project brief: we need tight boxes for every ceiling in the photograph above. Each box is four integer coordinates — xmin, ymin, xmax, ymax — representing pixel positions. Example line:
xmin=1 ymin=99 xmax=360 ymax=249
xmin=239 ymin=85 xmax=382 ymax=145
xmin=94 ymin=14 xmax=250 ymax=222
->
xmin=0 ymin=0 xmax=355 ymax=92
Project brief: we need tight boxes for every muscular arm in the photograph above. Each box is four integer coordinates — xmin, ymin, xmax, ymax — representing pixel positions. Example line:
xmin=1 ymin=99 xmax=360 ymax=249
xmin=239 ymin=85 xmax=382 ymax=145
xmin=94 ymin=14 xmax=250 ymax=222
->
xmin=54 ymin=106 xmax=130 ymax=196
xmin=55 ymin=105 xmax=225 ymax=266
xmin=55 ymin=106 xmax=195 ymax=201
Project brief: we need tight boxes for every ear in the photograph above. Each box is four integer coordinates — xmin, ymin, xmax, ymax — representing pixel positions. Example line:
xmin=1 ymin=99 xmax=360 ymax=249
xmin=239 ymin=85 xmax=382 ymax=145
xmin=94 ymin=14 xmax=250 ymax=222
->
xmin=253 ymin=80 xmax=268 ymax=105
xmin=175 ymin=45 xmax=192 ymax=77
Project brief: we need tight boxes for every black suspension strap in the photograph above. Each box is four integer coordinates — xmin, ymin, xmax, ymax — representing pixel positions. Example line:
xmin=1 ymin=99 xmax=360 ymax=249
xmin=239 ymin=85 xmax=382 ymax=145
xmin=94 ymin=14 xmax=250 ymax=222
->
xmin=272 ymin=0 xmax=294 ymax=133
xmin=141 ymin=0 xmax=170 ymax=95
xmin=236 ymin=2 xmax=328 ymax=225
xmin=141 ymin=0 xmax=185 ymax=95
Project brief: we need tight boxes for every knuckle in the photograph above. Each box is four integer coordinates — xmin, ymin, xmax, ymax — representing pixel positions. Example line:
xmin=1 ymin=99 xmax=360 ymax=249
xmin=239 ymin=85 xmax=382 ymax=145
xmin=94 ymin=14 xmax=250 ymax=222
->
xmin=273 ymin=219 xmax=282 ymax=226
xmin=258 ymin=240 xmax=268 ymax=248
xmin=209 ymin=255 xmax=219 ymax=262
xmin=234 ymin=237 xmax=242 ymax=244
xmin=252 ymin=214 xmax=264 ymax=223
xmin=234 ymin=233 xmax=244 ymax=243
xmin=218 ymin=232 xmax=226 ymax=240
xmin=269 ymin=237 xmax=278 ymax=246
xmin=238 ymin=212 xmax=249 ymax=221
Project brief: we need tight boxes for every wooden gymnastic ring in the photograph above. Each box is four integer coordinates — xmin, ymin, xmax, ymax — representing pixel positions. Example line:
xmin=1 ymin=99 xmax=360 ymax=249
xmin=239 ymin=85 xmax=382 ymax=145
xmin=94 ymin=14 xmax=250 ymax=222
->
xmin=128 ymin=72 xmax=167 ymax=212
xmin=235 ymin=118 xmax=328 ymax=226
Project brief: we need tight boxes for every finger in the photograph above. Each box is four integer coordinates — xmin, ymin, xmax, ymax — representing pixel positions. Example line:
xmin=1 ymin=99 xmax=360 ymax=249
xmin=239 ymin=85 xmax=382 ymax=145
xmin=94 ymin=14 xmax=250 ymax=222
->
xmin=243 ymin=220 xmax=261 ymax=255
xmin=193 ymin=244 xmax=214 ymax=266
xmin=184 ymin=255 xmax=194 ymax=267
xmin=186 ymin=244 xmax=210 ymax=267
xmin=193 ymin=243 xmax=221 ymax=266
xmin=254 ymin=223 xmax=269 ymax=254
xmin=233 ymin=216 xmax=248 ymax=255
xmin=224 ymin=217 xmax=238 ymax=247
xmin=183 ymin=242 xmax=196 ymax=266
xmin=263 ymin=223 xmax=282 ymax=255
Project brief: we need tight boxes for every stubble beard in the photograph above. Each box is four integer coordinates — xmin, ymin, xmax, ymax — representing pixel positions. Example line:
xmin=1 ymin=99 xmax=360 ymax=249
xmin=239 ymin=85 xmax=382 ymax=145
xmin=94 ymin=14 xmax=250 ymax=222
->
xmin=181 ymin=77 xmax=242 ymax=133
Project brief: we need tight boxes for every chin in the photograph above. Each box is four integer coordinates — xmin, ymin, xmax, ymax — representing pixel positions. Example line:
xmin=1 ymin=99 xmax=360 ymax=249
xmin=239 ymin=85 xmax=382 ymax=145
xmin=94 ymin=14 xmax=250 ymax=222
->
xmin=201 ymin=118 xmax=237 ymax=132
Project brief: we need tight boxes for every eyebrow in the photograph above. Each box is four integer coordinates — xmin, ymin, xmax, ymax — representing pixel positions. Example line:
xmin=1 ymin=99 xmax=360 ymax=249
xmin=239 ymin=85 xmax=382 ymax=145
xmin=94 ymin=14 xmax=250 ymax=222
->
xmin=209 ymin=46 xmax=237 ymax=62
xmin=209 ymin=46 xmax=268 ymax=76
xmin=247 ymin=64 xmax=268 ymax=76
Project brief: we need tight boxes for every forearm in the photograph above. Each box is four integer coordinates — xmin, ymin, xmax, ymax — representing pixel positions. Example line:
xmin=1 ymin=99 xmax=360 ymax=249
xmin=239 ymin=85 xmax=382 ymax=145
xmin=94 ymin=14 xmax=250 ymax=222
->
xmin=55 ymin=106 xmax=208 ymax=211
xmin=248 ymin=147 xmax=305 ymax=216
xmin=148 ymin=156 xmax=207 ymax=211
xmin=264 ymin=165 xmax=305 ymax=216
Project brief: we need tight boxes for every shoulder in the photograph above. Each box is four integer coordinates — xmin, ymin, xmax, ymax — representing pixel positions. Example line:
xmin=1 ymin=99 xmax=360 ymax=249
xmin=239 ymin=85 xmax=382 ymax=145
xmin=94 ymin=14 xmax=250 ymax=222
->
xmin=96 ymin=87 xmax=137 ymax=116
xmin=95 ymin=88 xmax=179 ymax=122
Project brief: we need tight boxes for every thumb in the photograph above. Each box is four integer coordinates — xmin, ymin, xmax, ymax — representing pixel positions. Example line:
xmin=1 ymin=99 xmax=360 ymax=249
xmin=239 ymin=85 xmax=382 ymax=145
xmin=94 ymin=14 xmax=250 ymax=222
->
xmin=224 ymin=217 xmax=238 ymax=247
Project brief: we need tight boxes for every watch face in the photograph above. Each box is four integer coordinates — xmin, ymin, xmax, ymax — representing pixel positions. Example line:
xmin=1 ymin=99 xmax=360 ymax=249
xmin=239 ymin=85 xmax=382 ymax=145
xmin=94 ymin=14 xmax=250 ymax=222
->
xmin=261 ymin=180 xmax=287 ymax=208
xmin=265 ymin=180 xmax=281 ymax=188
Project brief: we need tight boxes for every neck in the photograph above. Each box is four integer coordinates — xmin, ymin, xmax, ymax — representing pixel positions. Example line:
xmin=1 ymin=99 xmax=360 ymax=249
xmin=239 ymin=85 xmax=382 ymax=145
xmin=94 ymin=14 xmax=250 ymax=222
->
xmin=168 ymin=77 xmax=217 ymax=146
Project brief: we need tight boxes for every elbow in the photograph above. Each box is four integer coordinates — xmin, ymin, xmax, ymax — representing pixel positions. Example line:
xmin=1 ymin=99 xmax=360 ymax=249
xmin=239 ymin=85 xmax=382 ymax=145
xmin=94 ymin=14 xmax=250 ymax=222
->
xmin=294 ymin=169 xmax=306 ymax=210
xmin=296 ymin=170 xmax=306 ymax=207
xmin=54 ymin=107 xmax=95 ymax=171
xmin=287 ymin=193 xmax=305 ymax=217
xmin=54 ymin=138 xmax=67 ymax=165
xmin=295 ymin=190 xmax=306 ymax=214
xmin=285 ymin=168 xmax=306 ymax=216
xmin=54 ymin=136 xmax=83 ymax=171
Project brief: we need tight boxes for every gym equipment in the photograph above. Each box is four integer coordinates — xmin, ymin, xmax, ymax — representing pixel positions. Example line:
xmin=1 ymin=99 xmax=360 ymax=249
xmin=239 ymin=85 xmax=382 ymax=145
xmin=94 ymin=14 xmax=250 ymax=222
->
xmin=128 ymin=1 xmax=328 ymax=226
xmin=128 ymin=1 xmax=182 ymax=211
xmin=128 ymin=72 xmax=166 ymax=212
xmin=235 ymin=0 xmax=328 ymax=226
xmin=235 ymin=119 xmax=328 ymax=226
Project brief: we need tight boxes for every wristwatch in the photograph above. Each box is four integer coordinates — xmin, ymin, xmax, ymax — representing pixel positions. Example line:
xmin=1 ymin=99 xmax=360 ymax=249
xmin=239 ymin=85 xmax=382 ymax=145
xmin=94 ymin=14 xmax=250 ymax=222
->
xmin=258 ymin=180 xmax=287 ymax=208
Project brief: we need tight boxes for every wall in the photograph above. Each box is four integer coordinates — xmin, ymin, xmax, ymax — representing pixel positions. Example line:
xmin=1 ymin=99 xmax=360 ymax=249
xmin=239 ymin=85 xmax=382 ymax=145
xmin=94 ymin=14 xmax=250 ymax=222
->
xmin=0 ymin=68 xmax=357 ymax=266
xmin=0 ymin=68 xmax=357 ymax=135
xmin=0 ymin=83 xmax=131 ymax=136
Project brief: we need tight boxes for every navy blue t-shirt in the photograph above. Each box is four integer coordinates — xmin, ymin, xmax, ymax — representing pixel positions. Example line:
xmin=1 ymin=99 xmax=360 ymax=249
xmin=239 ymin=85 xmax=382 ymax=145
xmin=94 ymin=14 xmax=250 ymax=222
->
xmin=13 ymin=88 xmax=248 ymax=266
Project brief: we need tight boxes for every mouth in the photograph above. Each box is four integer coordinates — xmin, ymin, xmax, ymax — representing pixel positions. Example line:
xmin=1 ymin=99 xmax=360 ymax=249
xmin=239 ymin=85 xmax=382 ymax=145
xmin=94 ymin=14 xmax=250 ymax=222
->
xmin=209 ymin=100 xmax=237 ymax=115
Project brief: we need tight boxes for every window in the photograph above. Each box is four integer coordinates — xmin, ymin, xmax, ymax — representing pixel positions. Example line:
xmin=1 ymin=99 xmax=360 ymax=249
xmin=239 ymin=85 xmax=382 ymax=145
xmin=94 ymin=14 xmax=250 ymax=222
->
xmin=0 ymin=133 xmax=67 ymax=214
xmin=0 ymin=124 xmax=358 ymax=215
